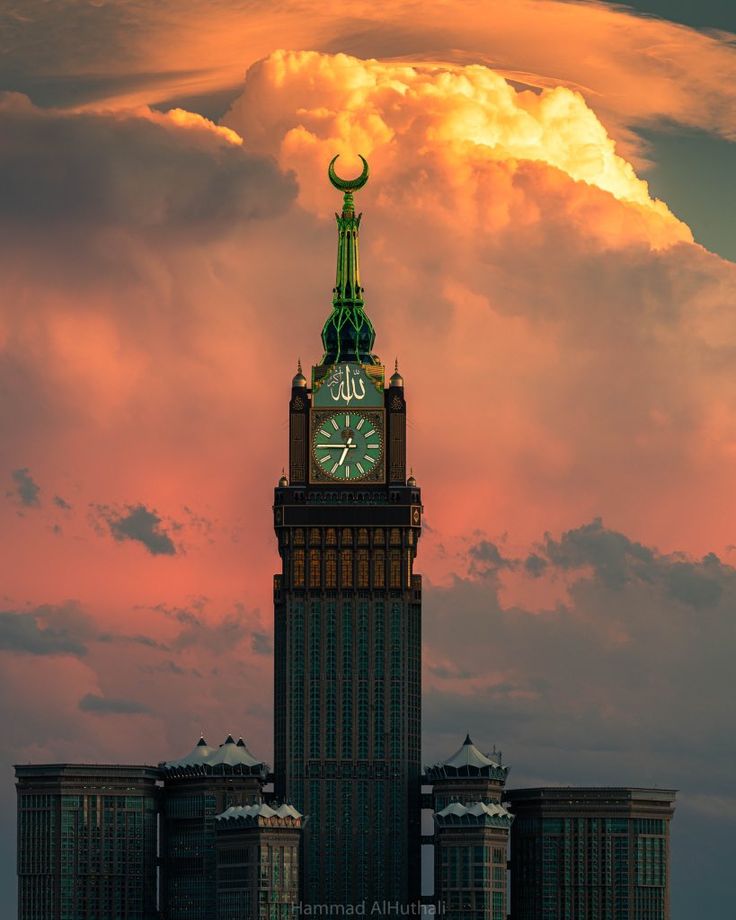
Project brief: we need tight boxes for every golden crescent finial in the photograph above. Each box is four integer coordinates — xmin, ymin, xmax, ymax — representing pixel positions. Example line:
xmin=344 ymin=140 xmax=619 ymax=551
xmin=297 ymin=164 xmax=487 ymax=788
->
xmin=328 ymin=154 xmax=369 ymax=192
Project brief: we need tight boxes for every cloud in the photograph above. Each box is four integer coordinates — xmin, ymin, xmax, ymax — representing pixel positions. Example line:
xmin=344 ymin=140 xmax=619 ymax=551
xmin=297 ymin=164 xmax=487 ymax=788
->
xmin=225 ymin=50 xmax=688 ymax=247
xmin=251 ymin=631 xmax=273 ymax=655
xmin=4 ymin=1 xmax=736 ymax=154
xmin=424 ymin=520 xmax=736 ymax=802
xmin=0 ymin=604 xmax=88 ymax=656
xmin=79 ymin=693 xmax=151 ymax=715
xmin=0 ymin=93 xmax=296 ymax=231
xmin=9 ymin=468 xmax=40 ymax=507
xmin=97 ymin=504 xmax=177 ymax=555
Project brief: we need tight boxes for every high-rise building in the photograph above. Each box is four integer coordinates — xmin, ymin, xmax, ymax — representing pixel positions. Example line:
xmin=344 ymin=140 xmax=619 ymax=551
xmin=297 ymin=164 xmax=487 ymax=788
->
xmin=273 ymin=155 xmax=423 ymax=907
xmin=506 ymin=786 xmax=677 ymax=920
xmin=215 ymin=802 xmax=305 ymax=920
xmin=15 ymin=763 xmax=159 ymax=920
xmin=427 ymin=735 xmax=513 ymax=920
xmin=159 ymin=735 xmax=269 ymax=920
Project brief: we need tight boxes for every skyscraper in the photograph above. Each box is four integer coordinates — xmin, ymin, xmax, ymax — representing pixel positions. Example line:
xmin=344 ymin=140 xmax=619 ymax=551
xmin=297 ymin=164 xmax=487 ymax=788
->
xmin=15 ymin=763 xmax=159 ymax=920
xmin=427 ymin=735 xmax=513 ymax=919
xmin=505 ymin=786 xmax=676 ymax=920
xmin=215 ymin=802 xmax=305 ymax=920
xmin=273 ymin=155 xmax=423 ymax=907
xmin=159 ymin=735 xmax=269 ymax=920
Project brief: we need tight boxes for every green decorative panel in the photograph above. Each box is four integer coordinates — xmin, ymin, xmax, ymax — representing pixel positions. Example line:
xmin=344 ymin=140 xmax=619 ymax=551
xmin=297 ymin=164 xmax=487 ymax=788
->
xmin=312 ymin=362 xmax=384 ymax=407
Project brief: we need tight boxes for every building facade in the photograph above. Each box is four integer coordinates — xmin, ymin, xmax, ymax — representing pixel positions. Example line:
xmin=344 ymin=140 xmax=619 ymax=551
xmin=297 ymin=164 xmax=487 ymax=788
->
xmin=15 ymin=763 xmax=159 ymax=920
xmin=215 ymin=803 xmax=304 ymax=920
xmin=159 ymin=735 xmax=268 ymax=920
xmin=273 ymin=155 xmax=423 ymax=907
xmin=427 ymin=735 xmax=513 ymax=920
xmin=506 ymin=787 xmax=676 ymax=920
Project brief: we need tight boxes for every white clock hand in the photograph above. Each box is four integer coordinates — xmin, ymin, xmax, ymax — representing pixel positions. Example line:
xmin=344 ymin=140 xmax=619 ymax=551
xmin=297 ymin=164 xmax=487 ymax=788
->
xmin=316 ymin=443 xmax=357 ymax=449
xmin=338 ymin=437 xmax=355 ymax=467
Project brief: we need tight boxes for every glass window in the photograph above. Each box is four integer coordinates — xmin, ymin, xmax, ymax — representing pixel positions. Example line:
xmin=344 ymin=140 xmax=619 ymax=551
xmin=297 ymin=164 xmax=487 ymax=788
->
xmin=341 ymin=528 xmax=353 ymax=544
xmin=326 ymin=528 xmax=337 ymax=545
xmin=374 ymin=551 xmax=385 ymax=588
xmin=390 ymin=528 xmax=401 ymax=545
xmin=357 ymin=550 xmax=369 ymax=588
xmin=358 ymin=528 xmax=369 ymax=545
xmin=309 ymin=549 xmax=321 ymax=588
xmin=325 ymin=550 xmax=337 ymax=588
xmin=293 ymin=549 xmax=305 ymax=587
xmin=341 ymin=550 xmax=353 ymax=588
xmin=390 ymin=551 xmax=401 ymax=588
xmin=294 ymin=529 xmax=305 ymax=545
xmin=309 ymin=528 xmax=321 ymax=545
xmin=373 ymin=528 xmax=384 ymax=544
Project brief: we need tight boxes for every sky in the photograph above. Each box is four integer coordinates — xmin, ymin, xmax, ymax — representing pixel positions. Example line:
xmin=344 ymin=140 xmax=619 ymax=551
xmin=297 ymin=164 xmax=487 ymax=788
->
xmin=1 ymin=1 xmax=735 ymax=915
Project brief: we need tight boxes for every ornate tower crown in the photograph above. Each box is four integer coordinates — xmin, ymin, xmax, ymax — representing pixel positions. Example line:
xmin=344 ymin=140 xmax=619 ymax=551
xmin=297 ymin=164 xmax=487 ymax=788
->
xmin=320 ymin=154 xmax=378 ymax=366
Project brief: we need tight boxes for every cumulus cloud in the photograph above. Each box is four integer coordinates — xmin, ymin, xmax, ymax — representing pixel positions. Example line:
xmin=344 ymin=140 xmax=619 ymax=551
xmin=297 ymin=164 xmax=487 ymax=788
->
xmin=225 ymin=51 xmax=689 ymax=248
xmin=9 ymin=467 xmax=40 ymax=507
xmin=0 ymin=604 xmax=89 ymax=656
xmin=96 ymin=504 xmax=178 ymax=555
xmin=0 ymin=93 xmax=296 ymax=230
xmin=424 ymin=520 xmax=736 ymax=803
xmin=79 ymin=693 xmax=151 ymax=715
xmin=4 ymin=1 xmax=736 ymax=153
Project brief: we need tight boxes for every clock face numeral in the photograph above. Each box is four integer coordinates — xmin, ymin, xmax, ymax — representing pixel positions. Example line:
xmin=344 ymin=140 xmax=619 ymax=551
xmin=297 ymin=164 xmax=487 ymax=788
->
xmin=312 ymin=411 xmax=383 ymax=481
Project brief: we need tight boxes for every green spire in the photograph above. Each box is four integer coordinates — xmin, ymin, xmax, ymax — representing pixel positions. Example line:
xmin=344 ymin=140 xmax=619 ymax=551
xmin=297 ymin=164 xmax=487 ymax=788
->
xmin=320 ymin=154 xmax=377 ymax=366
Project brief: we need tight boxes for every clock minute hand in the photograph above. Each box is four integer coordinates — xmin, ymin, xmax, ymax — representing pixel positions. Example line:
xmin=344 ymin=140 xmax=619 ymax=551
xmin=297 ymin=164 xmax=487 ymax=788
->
xmin=338 ymin=437 xmax=355 ymax=467
xmin=316 ymin=443 xmax=357 ymax=449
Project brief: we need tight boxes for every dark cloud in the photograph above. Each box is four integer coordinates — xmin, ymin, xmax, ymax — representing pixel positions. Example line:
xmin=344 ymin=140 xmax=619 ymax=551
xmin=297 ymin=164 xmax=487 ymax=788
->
xmin=251 ymin=631 xmax=273 ymax=655
xmin=0 ymin=93 xmax=296 ymax=231
xmin=423 ymin=520 xmax=736 ymax=796
xmin=524 ymin=553 xmax=547 ymax=577
xmin=542 ymin=517 xmax=655 ymax=588
xmin=9 ymin=467 xmax=40 ymax=507
xmin=53 ymin=495 xmax=71 ymax=510
xmin=78 ymin=693 xmax=151 ymax=715
xmin=97 ymin=503 xmax=177 ymax=556
xmin=0 ymin=604 xmax=88 ymax=656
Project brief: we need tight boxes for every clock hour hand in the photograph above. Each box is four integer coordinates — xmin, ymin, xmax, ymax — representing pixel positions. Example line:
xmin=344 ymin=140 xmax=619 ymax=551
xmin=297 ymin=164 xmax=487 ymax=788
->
xmin=338 ymin=437 xmax=355 ymax=466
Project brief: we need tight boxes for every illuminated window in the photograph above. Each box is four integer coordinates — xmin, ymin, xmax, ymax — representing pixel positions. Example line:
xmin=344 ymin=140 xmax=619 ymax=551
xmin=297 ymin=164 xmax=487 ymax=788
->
xmin=374 ymin=528 xmax=385 ymax=544
xmin=373 ymin=551 xmax=385 ymax=588
xmin=294 ymin=529 xmax=305 ymax=545
xmin=341 ymin=550 xmax=353 ymax=588
xmin=358 ymin=528 xmax=369 ymax=545
xmin=309 ymin=528 xmax=321 ymax=545
xmin=293 ymin=550 xmax=305 ymax=587
xmin=357 ymin=550 xmax=369 ymax=588
xmin=326 ymin=528 xmax=337 ymax=546
xmin=309 ymin=550 xmax=321 ymax=588
xmin=341 ymin=528 xmax=353 ymax=544
xmin=325 ymin=550 xmax=337 ymax=588
xmin=390 ymin=528 xmax=401 ymax=545
xmin=390 ymin=551 xmax=401 ymax=588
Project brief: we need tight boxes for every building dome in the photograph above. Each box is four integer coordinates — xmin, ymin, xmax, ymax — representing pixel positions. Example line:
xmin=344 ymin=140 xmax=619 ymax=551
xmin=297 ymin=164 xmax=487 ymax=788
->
xmin=292 ymin=359 xmax=307 ymax=388
xmin=407 ymin=472 xmax=417 ymax=487
xmin=389 ymin=359 xmax=404 ymax=388
xmin=279 ymin=473 xmax=289 ymax=487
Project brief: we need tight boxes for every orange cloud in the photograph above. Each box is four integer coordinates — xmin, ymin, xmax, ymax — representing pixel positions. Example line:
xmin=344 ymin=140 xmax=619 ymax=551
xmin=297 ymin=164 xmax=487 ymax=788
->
xmin=225 ymin=50 xmax=690 ymax=249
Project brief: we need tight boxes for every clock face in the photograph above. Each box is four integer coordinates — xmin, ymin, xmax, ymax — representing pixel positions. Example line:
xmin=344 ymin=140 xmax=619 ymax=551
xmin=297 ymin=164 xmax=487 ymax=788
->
xmin=312 ymin=410 xmax=383 ymax=481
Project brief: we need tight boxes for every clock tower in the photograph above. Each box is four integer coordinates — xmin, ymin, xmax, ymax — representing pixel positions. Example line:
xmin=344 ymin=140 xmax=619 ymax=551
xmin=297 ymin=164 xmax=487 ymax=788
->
xmin=273 ymin=156 xmax=422 ymax=908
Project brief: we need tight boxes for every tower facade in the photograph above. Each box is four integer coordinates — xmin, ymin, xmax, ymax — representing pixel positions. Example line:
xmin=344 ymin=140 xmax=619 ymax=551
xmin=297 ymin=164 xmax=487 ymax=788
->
xmin=506 ymin=787 xmax=676 ymax=920
xmin=427 ymin=735 xmax=513 ymax=920
xmin=159 ymin=735 xmax=268 ymax=920
xmin=15 ymin=763 xmax=159 ymax=920
xmin=215 ymin=803 xmax=305 ymax=920
xmin=273 ymin=156 xmax=422 ymax=907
